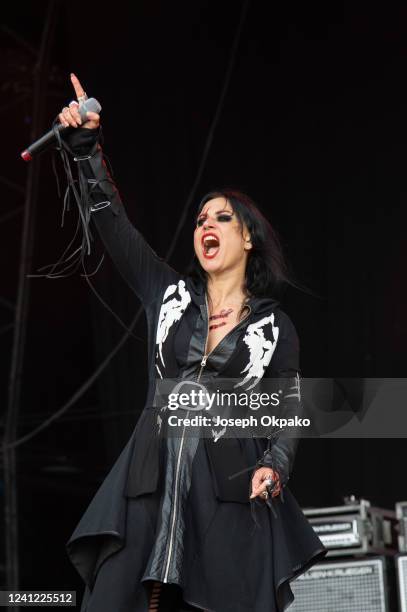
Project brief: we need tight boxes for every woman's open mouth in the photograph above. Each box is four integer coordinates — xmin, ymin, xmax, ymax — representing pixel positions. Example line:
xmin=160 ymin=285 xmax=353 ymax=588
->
xmin=202 ymin=233 xmax=220 ymax=259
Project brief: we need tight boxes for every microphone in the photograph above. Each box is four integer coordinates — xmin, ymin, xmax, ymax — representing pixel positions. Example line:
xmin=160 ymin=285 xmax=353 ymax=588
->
xmin=20 ymin=97 xmax=102 ymax=162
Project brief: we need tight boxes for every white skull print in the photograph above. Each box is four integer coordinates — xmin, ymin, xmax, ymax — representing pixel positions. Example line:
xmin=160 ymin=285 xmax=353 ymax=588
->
xmin=235 ymin=313 xmax=279 ymax=390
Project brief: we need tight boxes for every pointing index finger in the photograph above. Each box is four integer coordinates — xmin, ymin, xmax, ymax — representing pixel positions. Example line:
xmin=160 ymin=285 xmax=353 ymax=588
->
xmin=70 ymin=73 xmax=86 ymax=101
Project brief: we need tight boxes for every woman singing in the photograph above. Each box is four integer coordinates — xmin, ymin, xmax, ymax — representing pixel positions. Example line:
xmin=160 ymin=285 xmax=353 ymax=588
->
xmin=58 ymin=74 xmax=326 ymax=612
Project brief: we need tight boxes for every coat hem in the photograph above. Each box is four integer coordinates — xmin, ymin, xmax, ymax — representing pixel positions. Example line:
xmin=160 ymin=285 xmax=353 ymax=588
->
xmin=276 ymin=545 xmax=328 ymax=611
xmin=66 ymin=530 xmax=123 ymax=590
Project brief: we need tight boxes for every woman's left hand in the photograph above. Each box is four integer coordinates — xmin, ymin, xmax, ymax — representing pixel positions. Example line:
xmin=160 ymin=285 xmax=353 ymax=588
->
xmin=57 ymin=73 xmax=100 ymax=130
xmin=250 ymin=466 xmax=281 ymax=500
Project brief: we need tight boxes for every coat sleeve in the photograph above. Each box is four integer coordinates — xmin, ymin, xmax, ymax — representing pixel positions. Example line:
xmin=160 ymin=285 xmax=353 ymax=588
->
xmin=256 ymin=312 xmax=303 ymax=490
xmin=61 ymin=127 xmax=180 ymax=308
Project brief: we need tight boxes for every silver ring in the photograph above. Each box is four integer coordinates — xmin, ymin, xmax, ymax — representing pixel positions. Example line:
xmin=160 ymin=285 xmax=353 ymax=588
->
xmin=261 ymin=490 xmax=269 ymax=499
xmin=78 ymin=92 xmax=88 ymax=103
xmin=264 ymin=478 xmax=273 ymax=488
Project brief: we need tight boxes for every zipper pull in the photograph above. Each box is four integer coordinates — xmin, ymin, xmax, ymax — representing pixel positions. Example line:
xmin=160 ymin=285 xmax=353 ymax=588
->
xmin=201 ymin=355 xmax=207 ymax=367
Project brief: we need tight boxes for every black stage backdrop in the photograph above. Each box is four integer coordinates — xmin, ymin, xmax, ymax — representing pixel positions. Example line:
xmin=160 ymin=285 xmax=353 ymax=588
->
xmin=1 ymin=0 xmax=406 ymax=595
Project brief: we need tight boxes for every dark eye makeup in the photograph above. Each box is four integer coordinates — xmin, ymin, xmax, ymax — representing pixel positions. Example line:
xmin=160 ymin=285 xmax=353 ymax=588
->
xmin=196 ymin=212 xmax=233 ymax=226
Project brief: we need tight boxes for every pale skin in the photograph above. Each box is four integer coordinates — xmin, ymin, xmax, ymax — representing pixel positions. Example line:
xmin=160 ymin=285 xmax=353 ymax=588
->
xmin=61 ymin=73 xmax=281 ymax=502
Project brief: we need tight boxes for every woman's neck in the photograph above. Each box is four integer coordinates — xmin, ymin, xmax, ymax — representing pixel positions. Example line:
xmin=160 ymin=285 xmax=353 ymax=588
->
xmin=206 ymin=273 xmax=248 ymax=309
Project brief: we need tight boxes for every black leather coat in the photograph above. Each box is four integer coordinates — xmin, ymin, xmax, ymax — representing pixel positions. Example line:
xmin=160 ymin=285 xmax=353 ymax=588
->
xmin=63 ymin=129 xmax=327 ymax=611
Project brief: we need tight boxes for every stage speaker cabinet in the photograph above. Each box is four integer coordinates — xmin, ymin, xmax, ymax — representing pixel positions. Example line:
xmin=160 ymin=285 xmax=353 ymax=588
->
xmin=396 ymin=501 xmax=407 ymax=553
xmin=396 ymin=554 xmax=407 ymax=612
xmin=290 ymin=556 xmax=396 ymax=612
xmin=303 ymin=498 xmax=398 ymax=557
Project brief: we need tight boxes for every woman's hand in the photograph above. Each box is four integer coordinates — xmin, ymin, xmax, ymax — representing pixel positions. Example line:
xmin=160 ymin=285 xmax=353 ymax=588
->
xmin=250 ymin=466 xmax=281 ymax=500
xmin=58 ymin=73 xmax=100 ymax=130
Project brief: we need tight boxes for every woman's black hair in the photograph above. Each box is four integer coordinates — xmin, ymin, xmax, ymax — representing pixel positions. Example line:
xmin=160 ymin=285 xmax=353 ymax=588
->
xmin=190 ymin=188 xmax=296 ymax=299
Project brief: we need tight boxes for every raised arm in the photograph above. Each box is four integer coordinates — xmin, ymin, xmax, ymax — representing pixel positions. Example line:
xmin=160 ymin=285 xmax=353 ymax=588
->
xmin=57 ymin=74 xmax=180 ymax=308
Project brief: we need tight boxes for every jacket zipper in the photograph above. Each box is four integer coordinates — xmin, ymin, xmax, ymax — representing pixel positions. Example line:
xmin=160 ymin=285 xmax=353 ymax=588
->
xmin=198 ymin=294 xmax=251 ymax=376
xmin=163 ymin=294 xmax=251 ymax=582
xmin=163 ymin=298 xmax=211 ymax=583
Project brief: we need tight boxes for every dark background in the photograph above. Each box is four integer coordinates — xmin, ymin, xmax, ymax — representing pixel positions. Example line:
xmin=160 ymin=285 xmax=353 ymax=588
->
xmin=1 ymin=0 xmax=406 ymax=598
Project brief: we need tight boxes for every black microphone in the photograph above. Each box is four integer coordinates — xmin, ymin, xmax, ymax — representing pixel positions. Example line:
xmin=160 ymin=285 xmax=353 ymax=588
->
xmin=20 ymin=97 xmax=102 ymax=162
